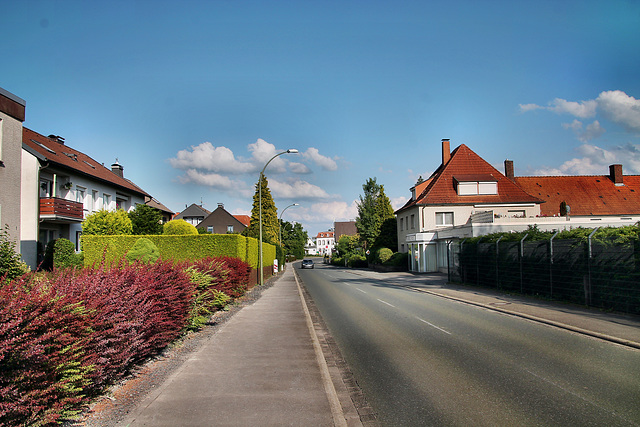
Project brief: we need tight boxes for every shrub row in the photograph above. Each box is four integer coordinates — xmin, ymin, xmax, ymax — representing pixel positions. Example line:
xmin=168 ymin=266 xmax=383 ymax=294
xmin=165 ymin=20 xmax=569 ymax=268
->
xmin=0 ymin=255 xmax=251 ymax=426
xmin=82 ymin=234 xmax=275 ymax=273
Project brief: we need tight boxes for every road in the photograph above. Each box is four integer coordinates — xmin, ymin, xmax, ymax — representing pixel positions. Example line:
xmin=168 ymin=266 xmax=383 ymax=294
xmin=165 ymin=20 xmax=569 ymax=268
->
xmin=297 ymin=261 xmax=640 ymax=426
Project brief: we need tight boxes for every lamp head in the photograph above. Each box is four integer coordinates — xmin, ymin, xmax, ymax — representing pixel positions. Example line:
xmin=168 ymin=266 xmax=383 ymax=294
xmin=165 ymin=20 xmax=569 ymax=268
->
xmin=287 ymin=149 xmax=299 ymax=154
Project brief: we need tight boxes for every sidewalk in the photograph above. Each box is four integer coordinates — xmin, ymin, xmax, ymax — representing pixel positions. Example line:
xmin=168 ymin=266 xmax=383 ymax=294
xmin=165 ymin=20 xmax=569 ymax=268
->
xmin=348 ymin=269 xmax=640 ymax=350
xmin=120 ymin=266 xmax=352 ymax=426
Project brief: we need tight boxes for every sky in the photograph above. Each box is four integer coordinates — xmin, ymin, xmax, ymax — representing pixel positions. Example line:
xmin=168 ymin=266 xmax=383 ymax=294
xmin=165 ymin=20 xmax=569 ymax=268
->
xmin=2 ymin=0 xmax=640 ymax=237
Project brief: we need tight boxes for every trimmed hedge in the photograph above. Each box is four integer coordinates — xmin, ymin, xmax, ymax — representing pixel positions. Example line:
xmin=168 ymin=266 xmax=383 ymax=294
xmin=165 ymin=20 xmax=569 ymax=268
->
xmin=82 ymin=234 xmax=275 ymax=270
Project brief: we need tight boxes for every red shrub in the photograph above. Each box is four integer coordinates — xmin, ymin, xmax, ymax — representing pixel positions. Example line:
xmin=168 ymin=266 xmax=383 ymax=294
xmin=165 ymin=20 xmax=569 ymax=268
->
xmin=188 ymin=257 xmax=250 ymax=298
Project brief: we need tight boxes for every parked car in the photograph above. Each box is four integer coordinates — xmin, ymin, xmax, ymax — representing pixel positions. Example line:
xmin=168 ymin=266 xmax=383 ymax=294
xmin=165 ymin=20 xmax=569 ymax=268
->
xmin=301 ymin=259 xmax=314 ymax=269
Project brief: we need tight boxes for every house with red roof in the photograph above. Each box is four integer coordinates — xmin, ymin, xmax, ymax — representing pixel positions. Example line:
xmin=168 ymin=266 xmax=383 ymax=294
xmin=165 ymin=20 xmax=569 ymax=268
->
xmin=396 ymin=139 xmax=640 ymax=273
xmin=197 ymin=203 xmax=250 ymax=234
xmin=21 ymin=127 xmax=153 ymax=268
xmin=315 ymin=231 xmax=334 ymax=256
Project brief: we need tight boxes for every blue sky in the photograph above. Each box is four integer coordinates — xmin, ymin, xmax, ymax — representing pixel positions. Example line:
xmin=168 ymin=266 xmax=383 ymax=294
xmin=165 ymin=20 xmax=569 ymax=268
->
xmin=3 ymin=0 xmax=640 ymax=237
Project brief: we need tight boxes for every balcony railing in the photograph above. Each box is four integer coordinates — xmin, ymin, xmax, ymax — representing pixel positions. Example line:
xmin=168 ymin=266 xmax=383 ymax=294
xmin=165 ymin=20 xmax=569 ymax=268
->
xmin=40 ymin=197 xmax=84 ymax=221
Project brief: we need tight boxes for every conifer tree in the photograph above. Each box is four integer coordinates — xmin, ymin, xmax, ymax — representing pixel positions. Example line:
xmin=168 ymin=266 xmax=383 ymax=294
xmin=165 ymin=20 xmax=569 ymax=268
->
xmin=243 ymin=173 xmax=279 ymax=244
xmin=356 ymin=177 xmax=397 ymax=252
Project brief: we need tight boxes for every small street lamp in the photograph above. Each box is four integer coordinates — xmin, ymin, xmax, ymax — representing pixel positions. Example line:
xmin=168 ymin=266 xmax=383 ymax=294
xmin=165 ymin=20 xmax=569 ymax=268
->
xmin=259 ymin=149 xmax=298 ymax=285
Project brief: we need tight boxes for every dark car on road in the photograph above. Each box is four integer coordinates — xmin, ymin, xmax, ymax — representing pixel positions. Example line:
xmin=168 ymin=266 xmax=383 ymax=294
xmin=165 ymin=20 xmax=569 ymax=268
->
xmin=301 ymin=259 xmax=314 ymax=269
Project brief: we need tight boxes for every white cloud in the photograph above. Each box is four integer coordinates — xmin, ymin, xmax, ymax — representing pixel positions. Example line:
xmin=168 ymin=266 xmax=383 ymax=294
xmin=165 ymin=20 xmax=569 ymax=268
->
xmin=299 ymin=200 xmax=359 ymax=223
xmin=562 ymin=120 xmax=605 ymax=142
xmin=302 ymin=147 xmax=338 ymax=171
xmin=391 ymin=196 xmax=408 ymax=211
xmin=268 ymin=178 xmax=332 ymax=200
xmin=518 ymin=103 xmax=545 ymax=113
xmin=597 ymin=90 xmax=640 ymax=133
xmin=548 ymin=98 xmax=597 ymax=118
xmin=177 ymin=169 xmax=250 ymax=192
xmin=533 ymin=143 xmax=640 ymax=176
xmin=289 ymin=162 xmax=312 ymax=174
xmin=169 ymin=142 xmax=254 ymax=173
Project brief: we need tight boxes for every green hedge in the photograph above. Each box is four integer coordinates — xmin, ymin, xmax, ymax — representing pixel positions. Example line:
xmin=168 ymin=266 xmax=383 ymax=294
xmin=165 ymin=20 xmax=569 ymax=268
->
xmin=82 ymin=234 xmax=275 ymax=268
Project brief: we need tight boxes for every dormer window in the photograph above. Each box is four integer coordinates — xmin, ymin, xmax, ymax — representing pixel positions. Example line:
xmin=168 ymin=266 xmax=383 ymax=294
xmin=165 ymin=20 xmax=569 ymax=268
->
xmin=454 ymin=175 xmax=498 ymax=196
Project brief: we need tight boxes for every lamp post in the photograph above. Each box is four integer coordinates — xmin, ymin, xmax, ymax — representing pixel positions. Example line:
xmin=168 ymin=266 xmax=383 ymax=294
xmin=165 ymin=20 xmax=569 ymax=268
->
xmin=259 ymin=149 xmax=298 ymax=285
xmin=279 ymin=203 xmax=299 ymax=259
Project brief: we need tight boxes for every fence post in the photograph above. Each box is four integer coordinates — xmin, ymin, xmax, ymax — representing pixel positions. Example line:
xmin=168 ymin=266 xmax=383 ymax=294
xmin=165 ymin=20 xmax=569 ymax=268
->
xmin=549 ymin=231 xmax=558 ymax=298
xmin=476 ymin=237 xmax=483 ymax=286
xmin=520 ymin=233 xmax=528 ymax=293
xmin=496 ymin=236 xmax=503 ymax=290
xmin=586 ymin=227 xmax=599 ymax=306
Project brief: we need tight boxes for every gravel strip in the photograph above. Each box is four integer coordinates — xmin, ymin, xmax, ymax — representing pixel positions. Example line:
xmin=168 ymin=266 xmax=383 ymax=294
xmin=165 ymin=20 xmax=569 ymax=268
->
xmin=68 ymin=274 xmax=280 ymax=427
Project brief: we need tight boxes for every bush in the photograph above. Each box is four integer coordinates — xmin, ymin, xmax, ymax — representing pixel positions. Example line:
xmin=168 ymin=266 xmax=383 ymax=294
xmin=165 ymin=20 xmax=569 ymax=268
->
xmin=375 ymin=247 xmax=393 ymax=264
xmin=82 ymin=209 xmax=133 ymax=235
xmin=348 ymin=253 xmax=368 ymax=268
xmin=128 ymin=204 xmax=163 ymax=235
xmin=53 ymin=238 xmax=83 ymax=269
xmin=383 ymin=252 xmax=409 ymax=267
xmin=182 ymin=266 xmax=230 ymax=331
xmin=163 ymin=219 xmax=198 ymax=235
xmin=0 ymin=225 xmax=29 ymax=282
xmin=126 ymin=238 xmax=160 ymax=264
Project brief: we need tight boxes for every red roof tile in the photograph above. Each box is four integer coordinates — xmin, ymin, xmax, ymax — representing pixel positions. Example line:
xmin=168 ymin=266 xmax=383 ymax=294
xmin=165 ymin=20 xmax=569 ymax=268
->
xmin=234 ymin=215 xmax=251 ymax=227
xmin=23 ymin=127 xmax=150 ymax=197
xmin=397 ymin=144 xmax=542 ymax=213
xmin=515 ymin=175 xmax=640 ymax=216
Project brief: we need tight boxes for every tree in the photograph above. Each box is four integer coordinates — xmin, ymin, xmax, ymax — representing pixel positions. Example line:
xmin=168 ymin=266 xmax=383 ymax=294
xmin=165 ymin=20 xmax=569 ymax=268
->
xmin=242 ymin=173 xmax=279 ymax=244
xmin=163 ymin=219 xmax=198 ymax=235
xmin=280 ymin=220 xmax=308 ymax=259
xmin=355 ymin=178 xmax=396 ymax=252
xmin=129 ymin=204 xmax=163 ymax=235
xmin=82 ymin=209 xmax=133 ymax=235
xmin=0 ymin=225 xmax=29 ymax=281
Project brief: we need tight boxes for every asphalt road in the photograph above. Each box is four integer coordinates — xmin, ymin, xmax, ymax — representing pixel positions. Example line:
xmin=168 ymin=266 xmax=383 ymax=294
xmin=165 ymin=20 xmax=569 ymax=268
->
xmin=297 ymin=261 xmax=640 ymax=427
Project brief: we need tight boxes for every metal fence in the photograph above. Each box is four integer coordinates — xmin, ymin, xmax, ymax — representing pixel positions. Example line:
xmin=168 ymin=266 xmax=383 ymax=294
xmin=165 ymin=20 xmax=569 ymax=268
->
xmin=448 ymin=237 xmax=640 ymax=315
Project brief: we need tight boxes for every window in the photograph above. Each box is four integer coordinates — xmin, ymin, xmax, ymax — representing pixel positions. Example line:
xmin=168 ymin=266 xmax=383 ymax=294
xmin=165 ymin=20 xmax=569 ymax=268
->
xmin=436 ymin=212 xmax=454 ymax=226
xmin=410 ymin=214 xmax=415 ymax=229
xmin=400 ymin=218 xmax=404 ymax=231
xmin=103 ymin=194 xmax=111 ymax=209
xmin=92 ymin=190 xmax=99 ymax=211
xmin=455 ymin=176 xmax=498 ymax=196
xmin=207 ymin=226 xmax=214 ymax=233
xmin=76 ymin=187 xmax=85 ymax=204
xmin=227 ymin=225 xmax=234 ymax=233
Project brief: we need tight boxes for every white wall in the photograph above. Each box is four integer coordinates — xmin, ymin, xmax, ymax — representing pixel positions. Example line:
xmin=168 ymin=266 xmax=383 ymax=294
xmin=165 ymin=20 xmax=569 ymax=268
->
xmin=20 ymin=150 xmax=40 ymax=269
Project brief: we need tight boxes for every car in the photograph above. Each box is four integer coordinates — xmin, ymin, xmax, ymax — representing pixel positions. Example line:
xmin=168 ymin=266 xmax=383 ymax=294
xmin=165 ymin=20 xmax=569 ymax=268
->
xmin=301 ymin=259 xmax=314 ymax=269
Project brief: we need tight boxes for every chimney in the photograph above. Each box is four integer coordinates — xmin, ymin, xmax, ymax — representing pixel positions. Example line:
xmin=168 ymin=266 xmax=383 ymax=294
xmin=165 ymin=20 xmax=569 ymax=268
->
xmin=504 ymin=160 xmax=515 ymax=181
xmin=610 ymin=164 xmax=623 ymax=186
xmin=218 ymin=203 xmax=224 ymax=209
xmin=111 ymin=159 xmax=124 ymax=178
xmin=442 ymin=139 xmax=450 ymax=165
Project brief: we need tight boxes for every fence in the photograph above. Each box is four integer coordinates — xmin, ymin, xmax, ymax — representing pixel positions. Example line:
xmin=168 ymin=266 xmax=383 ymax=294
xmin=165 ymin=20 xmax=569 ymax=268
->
xmin=448 ymin=236 xmax=640 ymax=315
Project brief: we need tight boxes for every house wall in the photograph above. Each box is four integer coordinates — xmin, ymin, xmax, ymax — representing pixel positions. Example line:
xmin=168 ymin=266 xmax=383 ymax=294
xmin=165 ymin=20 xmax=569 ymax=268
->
xmin=20 ymin=149 xmax=40 ymax=269
xmin=0 ymin=104 xmax=24 ymax=246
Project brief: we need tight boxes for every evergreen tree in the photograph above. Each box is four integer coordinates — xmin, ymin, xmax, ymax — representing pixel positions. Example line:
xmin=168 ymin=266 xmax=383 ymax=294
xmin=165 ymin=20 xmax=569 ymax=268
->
xmin=280 ymin=220 xmax=308 ymax=259
xmin=356 ymin=178 xmax=397 ymax=252
xmin=129 ymin=204 xmax=163 ymax=235
xmin=243 ymin=174 xmax=279 ymax=244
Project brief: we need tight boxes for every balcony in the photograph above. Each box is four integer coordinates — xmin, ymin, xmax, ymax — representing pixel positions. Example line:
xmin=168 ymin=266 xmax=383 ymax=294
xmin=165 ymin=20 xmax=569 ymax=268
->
xmin=40 ymin=197 xmax=84 ymax=222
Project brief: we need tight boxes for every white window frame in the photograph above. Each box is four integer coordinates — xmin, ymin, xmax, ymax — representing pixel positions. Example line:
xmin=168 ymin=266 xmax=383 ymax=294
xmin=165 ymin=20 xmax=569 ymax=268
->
xmin=103 ymin=193 xmax=112 ymax=210
xmin=435 ymin=212 xmax=454 ymax=226
xmin=227 ymin=225 xmax=234 ymax=233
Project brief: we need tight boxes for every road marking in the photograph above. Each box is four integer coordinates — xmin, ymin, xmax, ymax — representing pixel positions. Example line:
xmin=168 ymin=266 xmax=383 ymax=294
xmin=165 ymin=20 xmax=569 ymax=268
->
xmin=416 ymin=317 xmax=451 ymax=335
xmin=356 ymin=288 xmax=367 ymax=294
xmin=377 ymin=298 xmax=396 ymax=308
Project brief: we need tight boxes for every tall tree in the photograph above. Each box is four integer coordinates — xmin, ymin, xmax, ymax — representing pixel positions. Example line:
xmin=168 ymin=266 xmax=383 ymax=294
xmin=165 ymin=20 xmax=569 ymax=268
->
xmin=129 ymin=204 xmax=163 ymax=235
xmin=356 ymin=177 xmax=397 ymax=252
xmin=243 ymin=173 xmax=279 ymax=244
xmin=280 ymin=220 xmax=308 ymax=259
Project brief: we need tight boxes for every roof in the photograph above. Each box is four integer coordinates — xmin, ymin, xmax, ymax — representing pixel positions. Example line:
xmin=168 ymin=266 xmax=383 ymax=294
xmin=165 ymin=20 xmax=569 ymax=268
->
xmin=234 ymin=215 xmax=251 ymax=227
xmin=515 ymin=174 xmax=640 ymax=216
xmin=174 ymin=203 xmax=211 ymax=219
xmin=316 ymin=231 xmax=334 ymax=238
xmin=396 ymin=144 xmax=542 ymax=213
xmin=146 ymin=197 xmax=174 ymax=215
xmin=22 ymin=127 xmax=150 ymax=197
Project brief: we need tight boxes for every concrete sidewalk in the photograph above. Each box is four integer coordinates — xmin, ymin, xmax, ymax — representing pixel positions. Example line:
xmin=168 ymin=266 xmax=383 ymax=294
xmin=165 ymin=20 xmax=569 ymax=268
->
xmin=120 ymin=266 xmax=355 ymax=427
xmin=347 ymin=268 xmax=640 ymax=350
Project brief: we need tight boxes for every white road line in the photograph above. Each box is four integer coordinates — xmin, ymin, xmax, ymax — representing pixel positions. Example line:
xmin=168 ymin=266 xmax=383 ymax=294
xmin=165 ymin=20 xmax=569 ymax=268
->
xmin=377 ymin=299 xmax=396 ymax=308
xmin=417 ymin=317 xmax=451 ymax=335
xmin=356 ymin=288 xmax=367 ymax=294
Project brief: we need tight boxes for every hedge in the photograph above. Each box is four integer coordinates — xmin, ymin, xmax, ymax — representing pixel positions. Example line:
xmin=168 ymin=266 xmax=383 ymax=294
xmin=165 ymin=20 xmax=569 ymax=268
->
xmin=82 ymin=234 xmax=275 ymax=270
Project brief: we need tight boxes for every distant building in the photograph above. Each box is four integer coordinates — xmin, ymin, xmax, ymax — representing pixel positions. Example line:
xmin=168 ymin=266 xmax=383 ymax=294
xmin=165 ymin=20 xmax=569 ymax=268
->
xmin=334 ymin=220 xmax=357 ymax=243
xmin=315 ymin=231 xmax=335 ymax=256
xmin=173 ymin=203 xmax=210 ymax=227
xmin=197 ymin=203 xmax=250 ymax=234
xmin=304 ymin=237 xmax=318 ymax=255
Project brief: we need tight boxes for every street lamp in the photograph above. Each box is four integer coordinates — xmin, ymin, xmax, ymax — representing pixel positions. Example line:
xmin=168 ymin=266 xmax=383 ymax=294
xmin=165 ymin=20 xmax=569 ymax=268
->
xmin=279 ymin=203 xmax=300 ymax=259
xmin=259 ymin=149 xmax=298 ymax=285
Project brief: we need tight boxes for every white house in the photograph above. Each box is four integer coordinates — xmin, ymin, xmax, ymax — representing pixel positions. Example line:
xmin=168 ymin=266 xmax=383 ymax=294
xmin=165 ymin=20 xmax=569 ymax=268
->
xmin=396 ymin=139 xmax=640 ymax=274
xmin=315 ymin=231 xmax=335 ymax=256
xmin=21 ymin=127 xmax=151 ymax=268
